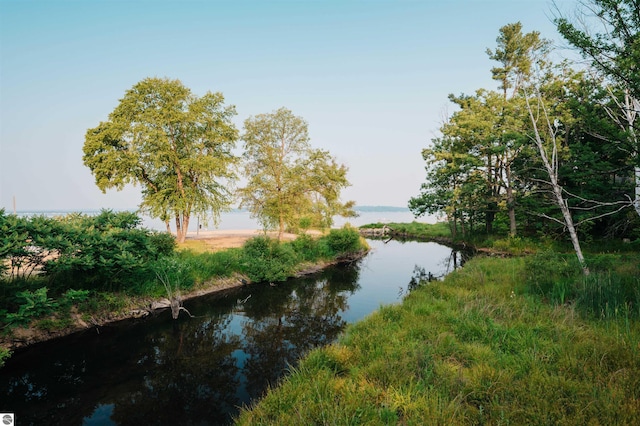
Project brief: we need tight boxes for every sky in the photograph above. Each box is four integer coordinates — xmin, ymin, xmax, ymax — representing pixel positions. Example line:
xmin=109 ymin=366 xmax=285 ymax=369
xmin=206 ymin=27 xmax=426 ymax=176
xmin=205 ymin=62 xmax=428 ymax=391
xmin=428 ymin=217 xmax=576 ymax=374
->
xmin=0 ymin=0 xmax=580 ymax=212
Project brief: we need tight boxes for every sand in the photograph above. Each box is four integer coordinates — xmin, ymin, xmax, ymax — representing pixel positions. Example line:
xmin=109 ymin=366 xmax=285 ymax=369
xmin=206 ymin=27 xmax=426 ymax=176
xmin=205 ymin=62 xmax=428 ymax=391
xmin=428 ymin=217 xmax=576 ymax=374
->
xmin=185 ymin=229 xmax=322 ymax=250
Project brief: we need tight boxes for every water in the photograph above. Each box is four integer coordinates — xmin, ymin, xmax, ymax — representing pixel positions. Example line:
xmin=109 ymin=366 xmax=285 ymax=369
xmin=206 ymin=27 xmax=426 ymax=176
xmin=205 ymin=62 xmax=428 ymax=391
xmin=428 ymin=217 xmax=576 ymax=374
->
xmin=0 ymin=239 xmax=463 ymax=425
xmin=13 ymin=208 xmax=435 ymax=232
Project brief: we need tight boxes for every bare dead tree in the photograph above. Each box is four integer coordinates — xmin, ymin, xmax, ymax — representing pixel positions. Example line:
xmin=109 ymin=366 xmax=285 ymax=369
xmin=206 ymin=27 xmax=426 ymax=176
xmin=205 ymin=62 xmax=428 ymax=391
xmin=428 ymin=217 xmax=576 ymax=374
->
xmin=155 ymin=263 xmax=194 ymax=319
xmin=603 ymin=86 xmax=640 ymax=217
xmin=523 ymin=87 xmax=590 ymax=276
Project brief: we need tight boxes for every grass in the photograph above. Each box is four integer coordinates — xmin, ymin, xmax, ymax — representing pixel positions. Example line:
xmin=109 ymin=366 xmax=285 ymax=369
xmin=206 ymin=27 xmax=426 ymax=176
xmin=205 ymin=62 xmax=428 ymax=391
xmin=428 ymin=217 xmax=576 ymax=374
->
xmin=360 ymin=221 xmax=452 ymax=240
xmin=235 ymin=255 xmax=640 ymax=425
xmin=1 ymin=227 xmax=368 ymax=352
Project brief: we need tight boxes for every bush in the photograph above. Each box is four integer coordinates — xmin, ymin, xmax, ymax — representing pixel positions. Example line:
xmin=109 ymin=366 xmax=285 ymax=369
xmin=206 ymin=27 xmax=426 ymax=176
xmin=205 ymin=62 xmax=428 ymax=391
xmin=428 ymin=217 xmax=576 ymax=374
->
xmin=290 ymin=234 xmax=321 ymax=261
xmin=325 ymin=227 xmax=363 ymax=256
xmin=241 ymin=236 xmax=298 ymax=283
xmin=2 ymin=287 xmax=58 ymax=328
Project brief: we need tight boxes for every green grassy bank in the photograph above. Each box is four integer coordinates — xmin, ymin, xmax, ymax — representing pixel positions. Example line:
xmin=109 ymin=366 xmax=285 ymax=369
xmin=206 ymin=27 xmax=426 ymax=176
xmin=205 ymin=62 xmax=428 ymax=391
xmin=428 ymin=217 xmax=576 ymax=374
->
xmin=0 ymin=210 xmax=368 ymax=367
xmin=236 ymin=253 xmax=640 ymax=424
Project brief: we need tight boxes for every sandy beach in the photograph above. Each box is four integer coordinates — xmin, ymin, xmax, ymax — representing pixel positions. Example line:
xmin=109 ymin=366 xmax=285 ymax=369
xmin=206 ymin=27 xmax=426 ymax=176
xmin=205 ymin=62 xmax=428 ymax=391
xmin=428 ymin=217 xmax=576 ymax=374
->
xmin=185 ymin=228 xmax=322 ymax=250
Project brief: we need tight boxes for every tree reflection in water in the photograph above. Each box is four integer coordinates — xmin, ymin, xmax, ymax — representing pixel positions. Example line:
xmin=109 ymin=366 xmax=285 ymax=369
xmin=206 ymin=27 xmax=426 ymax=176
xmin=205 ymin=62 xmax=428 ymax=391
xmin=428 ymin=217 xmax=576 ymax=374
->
xmin=1 ymin=240 xmax=459 ymax=425
xmin=240 ymin=265 xmax=361 ymax=399
xmin=0 ymin=263 xmax=361 ymax=426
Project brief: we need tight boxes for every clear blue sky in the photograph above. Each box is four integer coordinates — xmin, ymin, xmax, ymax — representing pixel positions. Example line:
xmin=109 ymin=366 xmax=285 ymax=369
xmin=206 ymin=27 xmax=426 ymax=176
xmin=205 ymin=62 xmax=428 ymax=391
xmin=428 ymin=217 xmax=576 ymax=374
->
xmin=0 ymin=0 xmax=577 ymax=211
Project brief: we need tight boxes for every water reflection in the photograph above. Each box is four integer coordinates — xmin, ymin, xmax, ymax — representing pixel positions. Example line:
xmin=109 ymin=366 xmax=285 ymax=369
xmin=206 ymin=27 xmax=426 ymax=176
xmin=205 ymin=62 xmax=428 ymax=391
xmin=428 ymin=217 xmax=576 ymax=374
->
xmin=0 ymin=239 xmax=463 ymax=425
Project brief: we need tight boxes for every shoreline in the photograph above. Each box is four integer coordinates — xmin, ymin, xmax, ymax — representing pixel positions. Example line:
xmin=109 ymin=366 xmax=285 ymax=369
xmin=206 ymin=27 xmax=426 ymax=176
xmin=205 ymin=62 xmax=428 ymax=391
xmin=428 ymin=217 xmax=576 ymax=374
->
xmin=1 ymin=246 xmax=368 ymax=353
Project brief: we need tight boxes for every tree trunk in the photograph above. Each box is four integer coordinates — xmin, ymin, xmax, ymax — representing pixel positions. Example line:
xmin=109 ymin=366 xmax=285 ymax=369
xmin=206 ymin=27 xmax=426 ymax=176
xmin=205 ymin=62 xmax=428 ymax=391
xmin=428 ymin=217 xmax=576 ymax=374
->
xmin=278 ymin=215 xmax=284 ymax=241
xmin=182 ymin=213 xmax=190 ymax=243
xmin=175 ymin=215 xmax=185 ymax=244
xmin=635 ymin=166 xmax=640 ymax=217
xmin=526 ymin=95 xmax=589 ymax=275
xmin=505 ymin=162 xmax=517 ymax=237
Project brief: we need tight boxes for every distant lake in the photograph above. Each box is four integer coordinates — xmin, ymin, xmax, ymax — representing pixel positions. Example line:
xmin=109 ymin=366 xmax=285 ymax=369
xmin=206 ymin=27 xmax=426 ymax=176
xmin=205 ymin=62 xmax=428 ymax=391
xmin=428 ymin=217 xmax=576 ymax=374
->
xmin=15 ymin=207 xmax=436 ymax=231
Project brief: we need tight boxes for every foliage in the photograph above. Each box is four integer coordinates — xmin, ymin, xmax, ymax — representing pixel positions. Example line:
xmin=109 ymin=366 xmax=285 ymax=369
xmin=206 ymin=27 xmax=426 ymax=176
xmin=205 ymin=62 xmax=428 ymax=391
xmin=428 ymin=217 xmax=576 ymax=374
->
xmin=410 ymin=20 xmax=639 ymax=245
xmin=240 ymin=227 xmax=365 ymax=283
xmin=0 ymin=210 xmax=176 ymax=292
xmin=555 ymin=0 xmax=640 ymax=100
xmin=325 ymin=227 xmax=363 ymax=257
xmin=240 ymin=236 xmax=298 ymax=283
xmin=3 ymin=287 xmax=58 ymax=328
xmin=0 ymin=347 xmax=10 ymax=368
xmin=236 ymin=256 xmax=640 ymax=425
xmin=238 ymin=107 xmax=355 ymax=238
xmin=82 ymin=77 xmax=239 ymax=242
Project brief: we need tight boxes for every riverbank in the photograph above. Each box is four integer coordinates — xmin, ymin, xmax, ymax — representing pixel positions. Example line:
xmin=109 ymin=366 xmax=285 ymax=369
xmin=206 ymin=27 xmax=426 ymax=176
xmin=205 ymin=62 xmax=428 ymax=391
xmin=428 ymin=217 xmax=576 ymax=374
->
xmin=0 ymin=228 xmax=368 ymax=358
xmin=235 ymin=254 xmax=640 ymax=424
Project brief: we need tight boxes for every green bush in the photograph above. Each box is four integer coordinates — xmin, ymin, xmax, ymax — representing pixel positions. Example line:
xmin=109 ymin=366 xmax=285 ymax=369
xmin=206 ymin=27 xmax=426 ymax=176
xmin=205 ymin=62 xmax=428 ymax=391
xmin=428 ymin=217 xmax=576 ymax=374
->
xmin=290 ymin=234 xmax=321 ymax=261
xmin=0 ymin=347 xmax=10 ymax=368
xmin=241 ymin=236 xmax=298 ymax=283
xmin=325 ymin=227 xmax=362 ymax=256
xmin=1 ymin=210 xmax=176 ymax=292
xmin=3 ymin=287 xmax=58 ymax=328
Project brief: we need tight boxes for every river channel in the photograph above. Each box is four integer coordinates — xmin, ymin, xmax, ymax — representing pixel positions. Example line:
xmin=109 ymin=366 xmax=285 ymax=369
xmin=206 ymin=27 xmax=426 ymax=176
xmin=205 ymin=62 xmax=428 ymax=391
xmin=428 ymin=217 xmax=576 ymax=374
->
xmin=0 ymin=239 xmax=465 ymax=425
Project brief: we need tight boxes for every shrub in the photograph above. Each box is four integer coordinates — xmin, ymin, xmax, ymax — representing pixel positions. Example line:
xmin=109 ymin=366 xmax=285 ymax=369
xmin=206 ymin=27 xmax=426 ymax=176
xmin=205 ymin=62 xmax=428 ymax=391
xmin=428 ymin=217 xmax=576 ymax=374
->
xmin=325 ymin=227 xmax=362 ymax=256
xmin=0 ymin=347 xmax=10 ymax=368
xmin=290 ymin=234 xmax=320 ymax=261
xmin=3 ymin=287 xmax=58 ymax=328
xmin=241 ymin=236 xmax=298 ymax=283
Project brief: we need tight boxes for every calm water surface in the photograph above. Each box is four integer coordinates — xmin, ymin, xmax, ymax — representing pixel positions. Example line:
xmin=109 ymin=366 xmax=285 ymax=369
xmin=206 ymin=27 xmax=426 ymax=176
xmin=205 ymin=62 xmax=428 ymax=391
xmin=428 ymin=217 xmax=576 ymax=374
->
xmin=0 ymin=239 xmax=463 ymax=425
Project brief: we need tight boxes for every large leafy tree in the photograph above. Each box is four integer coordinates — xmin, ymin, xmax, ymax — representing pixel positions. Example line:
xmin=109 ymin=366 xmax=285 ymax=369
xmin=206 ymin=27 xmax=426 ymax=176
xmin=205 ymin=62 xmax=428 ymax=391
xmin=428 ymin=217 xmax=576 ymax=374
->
xmin=238 ymin=108 xmax=354 ymax=239
xmin=555 ymin=0 xmax=640 ymax=99
xmin=83 ymin=77 xmax=238 ymax=243
xmin=556 ymin=0 xmax=640 ymax=216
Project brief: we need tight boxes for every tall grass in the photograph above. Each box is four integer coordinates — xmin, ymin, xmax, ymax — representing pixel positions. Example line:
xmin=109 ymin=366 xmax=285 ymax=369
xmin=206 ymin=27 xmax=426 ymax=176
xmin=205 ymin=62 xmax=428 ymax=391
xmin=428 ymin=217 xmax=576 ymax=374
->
xmin=525 ymin=251 xmax=640 ymax=319
xmin=235 ymin=256 xmax=640 ymax=425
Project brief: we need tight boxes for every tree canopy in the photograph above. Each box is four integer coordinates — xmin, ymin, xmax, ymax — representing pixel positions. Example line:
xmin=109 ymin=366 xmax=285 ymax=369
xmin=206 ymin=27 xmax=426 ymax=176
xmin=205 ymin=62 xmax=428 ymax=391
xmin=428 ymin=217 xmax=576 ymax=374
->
xmin=83 ymin=77 xmax=239 ymax=242
xmin=238 ymin=108 xmax=355 ymax=239
xmin=410 ymin=20 xmax=638 ymax=252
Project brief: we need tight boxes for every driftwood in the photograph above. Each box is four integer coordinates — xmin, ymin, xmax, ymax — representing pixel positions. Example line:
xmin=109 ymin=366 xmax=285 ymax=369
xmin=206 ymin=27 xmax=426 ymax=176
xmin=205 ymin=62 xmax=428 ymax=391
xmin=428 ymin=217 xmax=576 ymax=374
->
xmin=130 ymin=297 xmax=194 ymax=319
xmin=358 ymin=225 xmax=390 ymax=237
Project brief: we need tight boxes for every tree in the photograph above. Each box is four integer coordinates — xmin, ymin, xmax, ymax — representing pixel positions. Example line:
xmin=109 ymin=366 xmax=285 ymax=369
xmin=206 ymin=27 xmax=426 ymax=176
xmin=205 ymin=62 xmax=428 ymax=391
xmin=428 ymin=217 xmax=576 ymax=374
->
xmin=556 ymin=0 xmax=640 ymax=216
xmin=486 ymin=22 xmax=550 ymax=235
xmin=238 ymin=108 xmax=355 ymax=239
xmin=83 ymin=77 xmax=238 ymax=243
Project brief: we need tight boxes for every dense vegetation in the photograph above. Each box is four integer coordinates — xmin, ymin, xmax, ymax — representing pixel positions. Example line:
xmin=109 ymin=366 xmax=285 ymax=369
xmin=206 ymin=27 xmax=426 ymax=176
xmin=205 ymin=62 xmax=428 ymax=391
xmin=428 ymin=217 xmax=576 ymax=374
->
xmin=0 ymin=209 xmax=367 ymax=366
xmin=235 ymin=250 xmax=640 ymax=425
xmin=236 ymin=4 xmax=640 ymax=417
xmin=409 ymin=12 xmax=640 ymax=271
